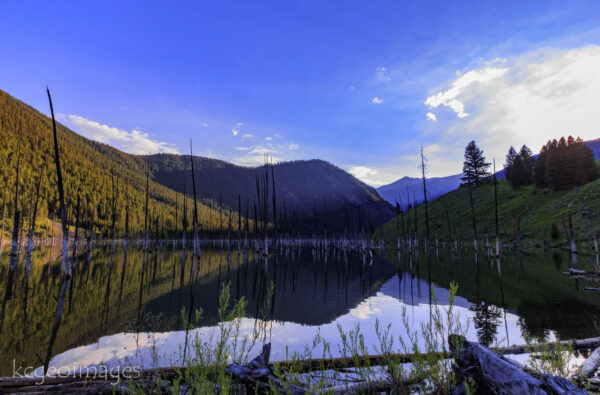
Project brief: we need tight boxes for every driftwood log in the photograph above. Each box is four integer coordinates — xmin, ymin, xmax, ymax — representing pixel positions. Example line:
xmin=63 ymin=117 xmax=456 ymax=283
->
xmin=275 ymin=335 xmax=600 ymax=373
xmin=450 ymin=335 xmax=586 ymax=395
xmin=578 ymin=346 xmax=600 ymax=379
xmin=565 ymin=268 xmax=600 ymax=279
xmin=224 ymin=343 xmax=305 ymax=394
xmin=4 ymin=336 xmax=600 ymax=393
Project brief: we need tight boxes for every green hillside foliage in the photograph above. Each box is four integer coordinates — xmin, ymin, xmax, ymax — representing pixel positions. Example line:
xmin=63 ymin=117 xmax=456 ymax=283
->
xmin=379 ymin=177 xmax=600 ymax=249
xmin=0 ymin=89 xmax=238 ymax=238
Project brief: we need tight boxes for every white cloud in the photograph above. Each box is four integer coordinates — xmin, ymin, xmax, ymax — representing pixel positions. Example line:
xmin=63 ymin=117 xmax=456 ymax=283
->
xmin=349 ymin=85 xmax=355 ymax=90
xmin=241 ymin=134 xmax=255 ymax=139
xmin=376 ymin=66 xmax=390 ymax=82
xmin=426 ymin=112 xmax=437 ymax=122
xmin=60 ymin=114 xmax=179 ymax=155
xmin=425 ymin=66 xmax=508 ymax=118
xmin=348 ymin=166 xmax=383 ymax=185
xmin=233 ymin=140 xmax=299 ymax=167
xmin=232 ymin=122 xmax=242 ymax=136
xmin=422 ymin=45 xmax=600 ymax=177
xmin=265 ymin=136 xmax=272 ymax=141
xmin=202 ymin=121 xmax=208 ymax=128
xmin=249 ymin=145 xmax=276 ymax=155
xmin=233 ymin=155 xmax=282 ymax=167
xmin=372 ymin=97 xmax=383 ymax=104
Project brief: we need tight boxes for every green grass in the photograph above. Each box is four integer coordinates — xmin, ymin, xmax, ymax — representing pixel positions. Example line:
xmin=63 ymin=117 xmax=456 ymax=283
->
xmin=378 ymin=178 xmax=600 ymax=250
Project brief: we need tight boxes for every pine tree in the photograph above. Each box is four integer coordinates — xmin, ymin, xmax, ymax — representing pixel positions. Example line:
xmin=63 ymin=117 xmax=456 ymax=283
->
xmin=461 ymin=141 xmax=491 ymax=186
xmin=535 ymin=136 xmax=598 ymax=190
xmin=519 ymin=145 xmax=535 ymax=176
xmin=534 ymin=142 xmax=550 ymax=188
xmin=504 ymin=146 xmax=517 ymax=182
xmin=506 ymin=145 xmax=535 ymax=189
xmin=509 ymin=154 xmax=527 ymax=189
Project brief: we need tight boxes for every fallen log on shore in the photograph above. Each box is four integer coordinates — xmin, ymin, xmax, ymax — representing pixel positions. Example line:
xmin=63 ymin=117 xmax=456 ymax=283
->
xmin=565 ymin=268 xmax=600 ymax=279
xmin=450 ymin=335 xmax=586 ymax=394
xmin=3 ymin=335 xmax=600 ymax=393
xmin=275 ymin=335 xmax=600 ymax=373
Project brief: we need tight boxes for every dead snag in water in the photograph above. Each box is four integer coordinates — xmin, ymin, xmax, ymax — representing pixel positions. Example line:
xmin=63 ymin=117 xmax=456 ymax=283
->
xmin=47 ymin=88 xmax=71 ymax=278
xmin=420 ymin=146 xmax=430 ymax=249
xmin=71 ymin=194 xmax=80 ymax=259
xmin=562 ymin=215 xmax=577 ymax=265
xmin=24 ymin=166 xmax=44 ymax=282
xmin=0 ymin=198 xmax=5 ymax=249
xmin=493 ymin=159 xmax=500 ymax=257
xmin=7 ymin=151 xmax=22 ymax=295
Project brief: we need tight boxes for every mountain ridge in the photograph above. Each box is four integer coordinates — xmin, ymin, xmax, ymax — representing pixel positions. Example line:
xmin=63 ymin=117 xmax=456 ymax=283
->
xmin=0 ymin=89 xmax=393 ymax=236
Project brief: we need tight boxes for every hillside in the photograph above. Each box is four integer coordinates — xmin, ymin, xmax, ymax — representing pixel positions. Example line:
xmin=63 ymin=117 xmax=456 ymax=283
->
xmin=378 ymin=177 xmax=600 ymax=249
xmin=0 ymin=89 xmax=238 ymax=237
xmin=0 ymin=89 xmax=393 ymax=237
xmin=147 ymin=154 xmax=394 ymax=233
xmin=378 ymin=141 xmax=599 ymax=209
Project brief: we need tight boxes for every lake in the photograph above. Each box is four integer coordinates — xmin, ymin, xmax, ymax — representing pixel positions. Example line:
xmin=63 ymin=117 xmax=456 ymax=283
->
xmin=1 ymin=243 xmax=599 ymax=376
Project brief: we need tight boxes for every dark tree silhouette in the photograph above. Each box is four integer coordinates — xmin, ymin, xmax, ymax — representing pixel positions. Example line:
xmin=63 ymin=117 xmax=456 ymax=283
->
xmin=505 ymin=145 xmax=535 ymax=189
xmin=534 ymin=136 xmax=597 ymax=190
xmin=461 ymin=141 xmax=491 ymax=186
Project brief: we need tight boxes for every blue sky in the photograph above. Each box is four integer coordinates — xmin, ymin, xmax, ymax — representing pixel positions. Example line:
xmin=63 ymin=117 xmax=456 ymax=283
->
xmin=2 ymin=1 xmax=600 ymax=185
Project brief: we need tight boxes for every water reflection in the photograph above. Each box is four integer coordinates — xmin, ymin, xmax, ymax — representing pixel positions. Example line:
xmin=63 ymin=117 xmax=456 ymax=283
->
xmin=0 ymin=244 xmax=600 ymax=375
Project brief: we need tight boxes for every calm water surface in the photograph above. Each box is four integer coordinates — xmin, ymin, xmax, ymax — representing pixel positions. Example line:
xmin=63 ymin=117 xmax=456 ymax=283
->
xmin=0 ymin=243 xmax=599 ymax=376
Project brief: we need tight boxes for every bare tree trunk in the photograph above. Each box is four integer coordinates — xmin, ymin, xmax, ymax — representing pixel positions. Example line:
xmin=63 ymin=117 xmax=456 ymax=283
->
xmin=72 ymin=195 xmax=80 ymax=258
xmin=47 ymin=88 xmax=71 ymax=278
xmin=469 ymin=187 xmax=478 ymax=251
xmin=421 ymin=147 xmax=430 ymax=248
xmin=0 ymin=198 xmax=5 ymax=250
xmin=25 ymin=167 xmax=44 ymax=276
xmin=3 ymin=152 xmax=22 ymax=307
xmin=144 ymin=161 xmax=150 ymax=252
xmin=563 ymin=215 xmax=577 ymax=265
xmin=493 ymin=159 xmax=500 ymax=257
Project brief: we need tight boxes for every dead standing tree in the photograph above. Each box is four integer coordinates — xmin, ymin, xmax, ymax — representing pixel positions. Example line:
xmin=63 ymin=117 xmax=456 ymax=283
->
xmin=420 ymin=146 xmax=431 ymax=250
xmin=461 ymin=140 xmax=490 ymax=252
xmin=47 ymin=88 xmax=71 ymax=278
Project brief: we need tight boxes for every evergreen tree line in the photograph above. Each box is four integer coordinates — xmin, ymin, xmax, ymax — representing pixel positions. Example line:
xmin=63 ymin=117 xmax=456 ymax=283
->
xmin=463 ymin=136 xmax=597 ymax=191
xmin=505 ymin=136 xmax=597 ymax=190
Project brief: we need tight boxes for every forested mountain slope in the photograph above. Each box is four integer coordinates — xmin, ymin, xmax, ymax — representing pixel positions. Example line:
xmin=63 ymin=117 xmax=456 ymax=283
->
xmin=0 ymin=89 xmax=234 ymax=237
xmin=0 ymin=89 xmax=393 ymax=237
xmin=147 ymin=154 xmax=394 ymax=233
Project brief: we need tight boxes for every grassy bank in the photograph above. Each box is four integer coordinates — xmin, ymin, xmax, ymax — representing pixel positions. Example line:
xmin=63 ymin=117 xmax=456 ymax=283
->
xmin=378 ymin=178 xmax=600 ymax=250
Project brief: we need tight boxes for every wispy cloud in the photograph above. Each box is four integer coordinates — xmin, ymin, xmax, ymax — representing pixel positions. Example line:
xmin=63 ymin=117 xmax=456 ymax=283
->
xmin=233 ymin=139 xmax=300 ymax=167
xmin=372 ymin=97 xmax=383 ymax=104
xmin=348 ymin=166 xmax=382 ymax=185
xmin=421 ymin=44 xmax=600 ymax=177
xmin=232 ymin=122 xmax=242 ymax=136
xmin=425 ymin=64 xmax=508 ymax=118
xmin=426 ymin=112 xmax=437 ymax=122
xmin=376 ymin=66 xmax=391 ymax=82
xmin=59 ymin=114 xmax=179 ymax=154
